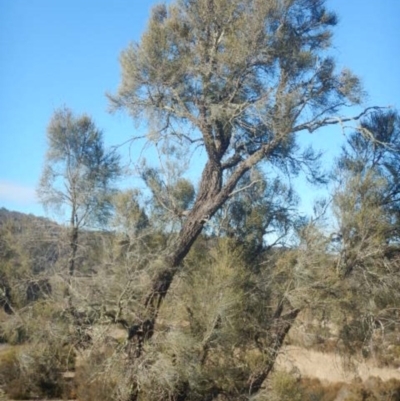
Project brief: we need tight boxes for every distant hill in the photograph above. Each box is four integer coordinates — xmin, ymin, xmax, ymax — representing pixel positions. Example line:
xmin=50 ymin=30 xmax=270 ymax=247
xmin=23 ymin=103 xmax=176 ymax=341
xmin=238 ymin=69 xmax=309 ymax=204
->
xmin=0 ymin=207 xmax=64 ymax=272
xmin=0 ymin=207 xmax=111 ymax=277
xmin=0 ymin=206 xmax=59 ymax=230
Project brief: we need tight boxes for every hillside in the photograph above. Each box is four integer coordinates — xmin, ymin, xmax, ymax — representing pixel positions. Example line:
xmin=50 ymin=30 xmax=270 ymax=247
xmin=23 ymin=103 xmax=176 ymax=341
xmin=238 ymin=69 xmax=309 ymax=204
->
xmin=0 ymin=210 xmax=399 ymax=401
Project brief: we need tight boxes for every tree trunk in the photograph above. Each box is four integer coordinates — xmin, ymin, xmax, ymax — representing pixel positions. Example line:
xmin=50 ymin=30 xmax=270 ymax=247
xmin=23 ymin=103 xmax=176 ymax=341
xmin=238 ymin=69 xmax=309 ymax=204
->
xmin=126 ymin=148 xmax=301 ymax=401
xmin=247 ymin=308 xmax=300 ymax=395
xmin=127 ymin=159 xmax=225 ymax=361
xmin=142 ymin=159 xmax=223 ymax=312
xmin=0 ymin=277 xmax=14 ymax=315
xmin=129 ymin=127 xmax=283 ymax=346
xmin=66 ymin=212 xmax=78 ymax=304
xmin=68 ymin=213 xmax=78 ymax=277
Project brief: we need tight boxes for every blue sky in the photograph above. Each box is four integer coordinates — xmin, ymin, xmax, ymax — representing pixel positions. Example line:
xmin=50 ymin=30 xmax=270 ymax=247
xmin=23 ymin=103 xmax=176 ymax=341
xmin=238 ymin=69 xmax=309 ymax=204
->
xmin=0 ymin=0 xmax=399 ymax=219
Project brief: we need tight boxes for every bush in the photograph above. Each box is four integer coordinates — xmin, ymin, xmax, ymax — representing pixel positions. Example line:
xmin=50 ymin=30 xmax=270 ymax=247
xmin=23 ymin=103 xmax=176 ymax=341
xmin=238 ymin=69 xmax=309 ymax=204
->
xmin=301 ymin=378 xmax=343 ymax=401
xmin=75 ymin=347 xmax=122 ymax=401
xmin=299 ymin=377 xmax=400 ymax=401
xmin=0 ymin=342 xmax=74 ymax=399
xmin=263 ymin=372 xmax=304 ymax=401
xmin=0 ymin=315 xmax=29 ymax=345
xmin=0 ymin=347 xmax=24 ymax=398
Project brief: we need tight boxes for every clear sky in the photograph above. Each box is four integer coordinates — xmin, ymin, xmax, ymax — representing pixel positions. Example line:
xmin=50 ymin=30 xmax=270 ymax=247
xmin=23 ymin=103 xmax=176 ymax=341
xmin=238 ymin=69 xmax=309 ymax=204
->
xmin=0 ymin=0 xmax=399 ymax=219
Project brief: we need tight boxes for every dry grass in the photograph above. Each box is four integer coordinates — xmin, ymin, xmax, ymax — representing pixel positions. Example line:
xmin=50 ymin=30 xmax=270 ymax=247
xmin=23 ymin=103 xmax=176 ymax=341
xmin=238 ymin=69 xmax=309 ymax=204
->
xmin=276 ymin=345 xmax=400 ymax=383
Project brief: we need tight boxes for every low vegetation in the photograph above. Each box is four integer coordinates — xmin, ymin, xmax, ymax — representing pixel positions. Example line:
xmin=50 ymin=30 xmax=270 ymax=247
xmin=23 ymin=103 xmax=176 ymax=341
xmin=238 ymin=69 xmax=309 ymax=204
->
xmin=1 ymin=0 xmax=400 ymax=399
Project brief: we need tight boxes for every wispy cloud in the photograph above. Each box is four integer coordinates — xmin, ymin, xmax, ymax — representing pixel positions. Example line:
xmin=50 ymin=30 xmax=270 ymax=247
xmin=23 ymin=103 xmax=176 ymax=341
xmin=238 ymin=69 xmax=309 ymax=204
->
xmin=0 ymin=180 xmax=37 ymax=204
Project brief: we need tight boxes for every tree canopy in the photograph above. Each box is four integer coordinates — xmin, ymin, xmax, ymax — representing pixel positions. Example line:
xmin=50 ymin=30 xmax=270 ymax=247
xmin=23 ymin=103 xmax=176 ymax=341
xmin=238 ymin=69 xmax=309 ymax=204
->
xmin=2 ymin=2 xmax=398 ymax=401
xmin=38 ymin=107 xmax=120 ymax=227
xmin=38 ymin=107 xmax=120 ymax=275
xmin=109 ymin=0 xmax=371 ymax=342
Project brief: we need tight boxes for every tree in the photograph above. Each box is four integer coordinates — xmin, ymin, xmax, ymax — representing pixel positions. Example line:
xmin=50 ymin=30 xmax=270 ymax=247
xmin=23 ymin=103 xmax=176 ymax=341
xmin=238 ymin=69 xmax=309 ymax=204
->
xmin=38 ymin=107 xmax=120 ymax=277
xmin=329 ymin=111 xmax=400 ymax=354
xmin=284 ymin=111 xmax=400 ymax=373
xmin=110 ymin=0 xmax=371 ymax=331
xmin=213 ymin=168 xmax=299 ymax=258
xmin=141 ymin=166 xmax=195 ymax=227
xmin=107 ymin=1 xmax=387 ymax=398
xmin=112 ymin=189 xmax=149 ymax=234
xmin=331 ymin=111 xmax=400 ymax=282
xmin=336 ymin=110 xmax=400 ymax=244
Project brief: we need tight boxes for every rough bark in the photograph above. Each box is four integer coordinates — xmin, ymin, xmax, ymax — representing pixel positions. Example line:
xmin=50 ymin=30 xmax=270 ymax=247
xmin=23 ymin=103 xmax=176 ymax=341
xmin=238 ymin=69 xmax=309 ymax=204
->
xmin=0 ymin=277 xmax=13 ymax=315
xmin=128 ymin=138 xmax=282 ymax=355
xmin=130 ymin=159 xmax=225 ymax=350
xmin=68 ymin=213 xmax=78 ymax=277
xmin=247 ymin=308 xmax=300 ymax=395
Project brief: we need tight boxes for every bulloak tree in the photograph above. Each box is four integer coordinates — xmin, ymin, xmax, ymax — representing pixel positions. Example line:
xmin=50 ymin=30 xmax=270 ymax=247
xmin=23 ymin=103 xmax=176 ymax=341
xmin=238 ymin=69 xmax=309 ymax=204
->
xmin=336 ymin=110 xmax=400 ymax=246
xmin=110 ymin=0 xmax=378 ymax=372
xmin=213 ymin=168 xmax=299 ymax=258
xmin=328 ymin=111 xmax=400 ymax=353
xmin=38 ymin=107 xmax=120 ymax=277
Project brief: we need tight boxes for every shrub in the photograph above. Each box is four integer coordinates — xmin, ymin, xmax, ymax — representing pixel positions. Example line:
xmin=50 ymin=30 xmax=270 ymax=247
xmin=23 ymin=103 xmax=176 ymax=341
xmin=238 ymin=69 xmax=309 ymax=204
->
xmin=0 ymin=347 xmax=24 ymax=398
xmin=0 ymin=342 xmax=73 ymax=399
xmin=301 ymin=378 xmax=344 ymax=401
xmin=264 ymin=372 xmax=304 ymax=401
xmin=75 ymin=347 xmax=122 ymax=401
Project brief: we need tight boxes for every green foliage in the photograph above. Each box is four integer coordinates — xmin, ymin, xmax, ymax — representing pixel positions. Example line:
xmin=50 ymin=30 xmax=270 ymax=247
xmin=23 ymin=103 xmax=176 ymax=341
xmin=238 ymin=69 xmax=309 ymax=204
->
xmin=335 ymin=110 xmax=400 ymax=247
xmin=2 ymin=2 xmax=399 ymax=401
xmin=111 ymin=0 xmax=359 ymax=135
xmin=109 ymin=0 xmax=363 ymax=244
xmin=141 ymin=164 xmax=195 ymax=226
xmin=107 ymin=7 xmax=369 ymax=399
xmin=38 ymin=107 xmax=120 ymax=227
xmin=0 ymin=210 xmax=63 ymax=312
xmin=327 ymin=111 xmax=400 ymax=356
xmin=106 ymin=8 xmax=368 ymax=394
xmin=112 ymin=189 xmax=149 ymax=237
xmin=37 ymin=107 xmax=120 ymax=278
xmin=264 ymin=371 xmax=304 ymax=401
xmin=95 ymin=238 xmax=301 ymax=400
xmin=214 ymin=168 xmax=299 ymax=258
xmin=127 ymin=240 xmax=250 ymax=400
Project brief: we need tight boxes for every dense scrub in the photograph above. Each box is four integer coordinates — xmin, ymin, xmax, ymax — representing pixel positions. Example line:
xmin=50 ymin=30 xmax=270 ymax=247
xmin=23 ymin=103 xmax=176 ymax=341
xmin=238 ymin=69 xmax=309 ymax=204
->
xmin=0 ymin=208 xmax=399 ymax=399
xmin=1 ymin=0 xmax=400 ymax=398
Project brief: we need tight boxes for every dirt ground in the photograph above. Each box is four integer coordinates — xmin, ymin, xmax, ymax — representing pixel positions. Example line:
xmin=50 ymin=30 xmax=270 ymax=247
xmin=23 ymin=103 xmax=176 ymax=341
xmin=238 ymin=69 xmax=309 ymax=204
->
xmin=276 ymin=345 xmax=400 ymax=383
xmin=2 ymin=343 xmax=400 ymax=400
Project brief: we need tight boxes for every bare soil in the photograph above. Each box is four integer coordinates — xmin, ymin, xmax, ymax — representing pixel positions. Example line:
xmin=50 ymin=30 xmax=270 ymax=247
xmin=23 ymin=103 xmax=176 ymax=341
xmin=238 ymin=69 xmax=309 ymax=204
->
xmin=3 ymin=343 xmax=400 ymax=400
xmin=276 ymin=345 xmax=400 ymax=383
